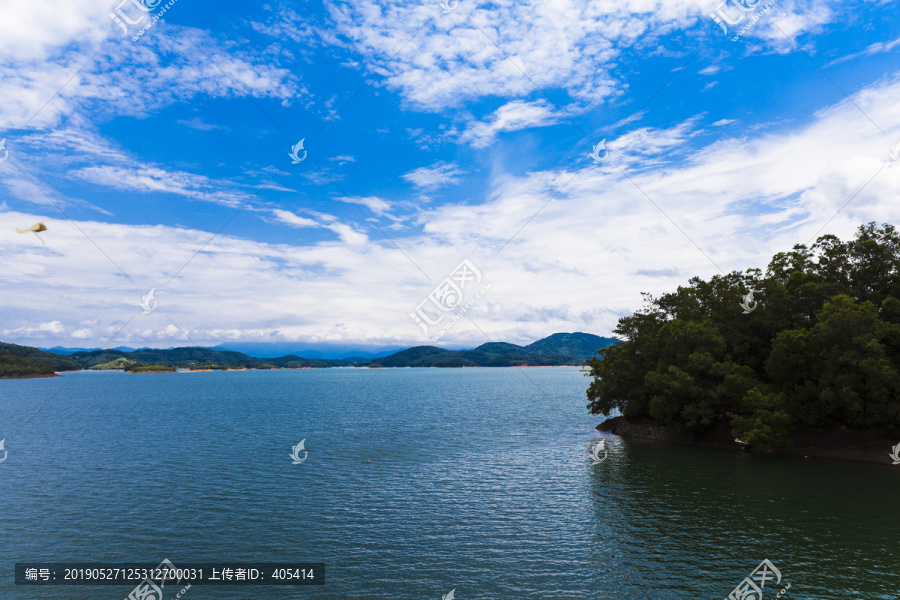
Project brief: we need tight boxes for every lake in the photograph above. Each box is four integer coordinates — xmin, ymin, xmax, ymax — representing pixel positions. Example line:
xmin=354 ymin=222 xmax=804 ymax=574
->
xmin=1 ymin=367 xmax=898 ymax=599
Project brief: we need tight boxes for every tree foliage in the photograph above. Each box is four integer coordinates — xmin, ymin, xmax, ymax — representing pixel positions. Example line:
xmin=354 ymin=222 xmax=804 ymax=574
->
xmin=587 ymin=223 xmax=900 ymax=449
xmin=0 ymin=351 xmax=56 ymax=378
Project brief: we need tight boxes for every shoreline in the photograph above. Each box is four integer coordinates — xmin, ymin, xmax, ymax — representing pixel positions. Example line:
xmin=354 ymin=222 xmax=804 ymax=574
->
xmin=0 ymin=372 xmax=59 ymax=379
xmin=4 ymin=365 xmax=586 ymax=377
xmin=598 ymin=416 xmax=900 ymax=466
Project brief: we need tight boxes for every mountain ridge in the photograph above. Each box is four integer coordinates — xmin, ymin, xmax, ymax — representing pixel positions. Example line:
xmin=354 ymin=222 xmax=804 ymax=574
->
xmin=6 ymin=332 xmax=617 ymax=375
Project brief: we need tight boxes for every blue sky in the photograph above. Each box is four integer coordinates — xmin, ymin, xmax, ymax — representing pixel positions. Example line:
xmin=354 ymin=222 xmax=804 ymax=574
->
xmin=1 ymin=0 xmax=900 ymax=350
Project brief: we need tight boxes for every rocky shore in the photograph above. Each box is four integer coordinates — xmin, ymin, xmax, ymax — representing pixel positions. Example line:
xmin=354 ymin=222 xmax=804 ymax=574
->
xmin=1 ymin=372 xmax=59 ymax=379
xmin=597 ymin=416 xmax=900 ymax=465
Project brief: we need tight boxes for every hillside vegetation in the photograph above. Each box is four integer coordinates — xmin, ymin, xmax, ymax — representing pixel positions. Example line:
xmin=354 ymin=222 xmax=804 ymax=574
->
xmin=0 ymin=352 xmax=56 ymax=378
xmin=366 ymin=333 xmax=615 ymax=367
xmin=587 ymin=223 xmax=900 ymax=450
xmin=2 ymin=332 xmax=613 ymax=376
xmin=0 ymin=342 xmax=81 ymax=372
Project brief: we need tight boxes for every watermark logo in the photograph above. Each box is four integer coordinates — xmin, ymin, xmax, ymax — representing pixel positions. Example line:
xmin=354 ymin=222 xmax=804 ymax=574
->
xmin=588 ymin=139 xmax=608 ymax=163
xmin=442 ymin=589 xmax=456 ymax=600
xmin=709 ymin=0 xmax=779 ymax=41
xmin=110 ymin=0 xmax=153 ymax=34
xmin=890 ymin=142 xmax=900 ymax=163
xmin=289 ymin=138 xmax=307 ymax=164
xmin=740 ymin=289 xmax=757 ymax=314
xmin=890 ymin=443 xmax=900 ymax=465
xmin=140 ymin=288 xmax=158 ymax=314
xmin=125 ymin=558 xmax=185 ymax=600
xmin=15 ymin=222 xmax=47 ymax=245
xmin=0 ymin=138 xmax=8 ymax=163
xmin=726 ymin=559 xmax=789 ymax=600
xmin=410 ymin=259 xmax=491 ymax=341
xmin=590 ymin=439 xmax=608 ymax=464
xmin=0 ymin=439 xmax=7 ymax=463
xmin=290 ymin=439 xmax=308 ymax=465
xmin=110 ymin=0 xmax=181 ymax=42
xmin=439 ymin=0 xmax=458 ymax=13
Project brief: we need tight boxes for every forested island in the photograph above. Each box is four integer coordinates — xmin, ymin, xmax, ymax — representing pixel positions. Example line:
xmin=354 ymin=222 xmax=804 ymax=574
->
xmin=587 ymin=223 xmax=900 ymax=459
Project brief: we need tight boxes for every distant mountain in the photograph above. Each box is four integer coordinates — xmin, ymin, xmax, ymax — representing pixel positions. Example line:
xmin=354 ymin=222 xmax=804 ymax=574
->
xmin=39 ymin=346 xmax=96 ymax=355
xmin=69 ymin=347 xmax=253 ymax=369
xmin=366 ymin=345 xmax=579 ymax=368
xmin=211 ymin=342 xmax=406 ymax=359
xmin=8 ymin=332 xmax=617 ymax=373
xmin=365 ymin=333 xmax=615 ymax=368
xmin=40 ymin=346 xmax=156 ymax=355
xmin=473 ymin=342 xmax=525 ymax=354
xmin=64 ymin=346 xmax=354 ymax=369
xmin=524 ymin=332 xmax=617 ymax=360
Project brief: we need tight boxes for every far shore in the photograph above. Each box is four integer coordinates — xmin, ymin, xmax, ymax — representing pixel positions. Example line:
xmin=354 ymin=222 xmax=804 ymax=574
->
xmin=3 ymin=364 xmax=588 ymax=380
xmin=0 ymin=372 xmax=59 ymax=379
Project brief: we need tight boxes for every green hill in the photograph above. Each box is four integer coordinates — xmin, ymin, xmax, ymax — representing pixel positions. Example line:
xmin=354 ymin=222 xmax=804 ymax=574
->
xmin=524 ymin=332 xmax=617 ymax=359
xmin=367 ymin=346 xmax=453 ymax=367
xmin=0 ymin=342 xmax=81 ymax=372
xmin=0 ymin=351 xmax=57 ymax=378
xmin=70 ymin=347 xmax=255 ymax=368
xmin=364 ymin=335 xmax=610 ymax=368
xmin=89 ymin=357 xmax=142 ymax=370
xmin=471 ymin=342 xmax=526 ymax=354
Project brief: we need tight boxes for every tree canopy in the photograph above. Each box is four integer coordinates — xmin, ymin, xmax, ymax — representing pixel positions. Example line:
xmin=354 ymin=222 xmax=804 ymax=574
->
xmin=586 ymin=222 xmax=900 ymax=449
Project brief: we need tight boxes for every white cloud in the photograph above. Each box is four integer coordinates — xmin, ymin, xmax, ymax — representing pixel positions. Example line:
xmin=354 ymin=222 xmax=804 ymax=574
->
xmin=333 ymin=196 xmax=395 ymax=217
xmin=402 ymin=162 xmax=464 ymax=191
xmin=3 ymin=69 xmax=900 ymax=351
xmin=326 ymin=0 xmax=845 ymax=114
xmin=38 ymin=320 xmax=64 ymax=333
xmin=327 ymin=155 xmax=356 ymax=164
xmin=73 ymin=165 xmax=251 ymax=208
xmin=270 ymin=208 xmax=369 ymax=243
xmin=822 ymin=34 xmax=900 ymax=69
xmin=271 ymin=210 xmax=321 ymax=228
xmin=460 ymin=100 xmax=560 ymax=148
xmin=0 ymin=0 xmax=109 ymax=61
xmin=5 ymin=320 xmax=66 ymax=336
xmin=249 ymin=7 xmax=321 ymax=45
xmin=0 ymin=18 xmax=302 ymax=131
xmin=601 ymin=118 xmax=701 ymax=166
xmin=739 ymin=1 xmax=835 ymax=50
xmin=3 ymin=128 xmax=254 ymax=215
xmin=326 ymin=0 xmax=658 ymax=111
xmin=177 ymin=117 xmax=224 ymax=131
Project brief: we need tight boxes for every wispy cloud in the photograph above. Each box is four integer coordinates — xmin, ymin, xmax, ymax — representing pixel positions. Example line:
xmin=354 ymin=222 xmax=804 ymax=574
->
xmin=460 ymin=100 xmax=560 ymax=148
xmin=822 ymin=34 xmax=900 ymax=69
xmin=333 ymin=196 xmax=395 ymax=218
xmin=178 ymin=117 xmax=224 ymax=131
xmin=402 ymin=162 xmax=464 ymax=191
xmin=271 ymin=209 xmax=321 ymax=228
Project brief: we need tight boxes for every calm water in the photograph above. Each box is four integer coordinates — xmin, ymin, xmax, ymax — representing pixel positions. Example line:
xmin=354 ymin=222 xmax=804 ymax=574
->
xmin=1 ymin=367 xmax=898 ymax=600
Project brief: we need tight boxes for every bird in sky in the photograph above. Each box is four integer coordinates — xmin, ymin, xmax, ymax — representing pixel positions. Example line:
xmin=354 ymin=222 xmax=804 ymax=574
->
xmin=16 ymin=222 xmax=47 ymax=245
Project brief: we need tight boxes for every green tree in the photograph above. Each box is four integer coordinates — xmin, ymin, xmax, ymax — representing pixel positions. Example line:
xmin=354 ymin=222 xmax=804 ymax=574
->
xmin=587 ymin=222 xmax=900 ymax=441
xmin=728 ymin=387 xmax=791 ymax=451
xmin=768 ymin=295 xmax=900 ymax=426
